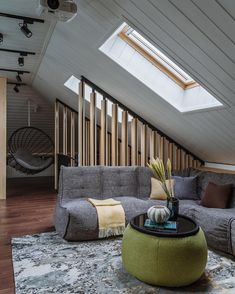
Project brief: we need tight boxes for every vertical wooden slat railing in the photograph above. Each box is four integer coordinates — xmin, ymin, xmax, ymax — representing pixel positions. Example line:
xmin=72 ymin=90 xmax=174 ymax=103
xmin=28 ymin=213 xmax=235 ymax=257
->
xmin=54 ymin=76 xmax=204 ymax=188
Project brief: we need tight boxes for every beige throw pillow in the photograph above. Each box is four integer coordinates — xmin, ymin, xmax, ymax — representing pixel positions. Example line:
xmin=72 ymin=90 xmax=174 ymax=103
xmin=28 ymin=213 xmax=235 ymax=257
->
xmin=149 ymin=177 xmax=174 ymax=200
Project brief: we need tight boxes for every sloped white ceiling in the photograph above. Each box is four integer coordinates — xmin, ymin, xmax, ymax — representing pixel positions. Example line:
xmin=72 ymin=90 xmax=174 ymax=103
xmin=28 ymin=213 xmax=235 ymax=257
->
xmin=5 ymin=0 xmax=234 ymax=164
xmin=0 ymin=0 xmax=55 ymax=84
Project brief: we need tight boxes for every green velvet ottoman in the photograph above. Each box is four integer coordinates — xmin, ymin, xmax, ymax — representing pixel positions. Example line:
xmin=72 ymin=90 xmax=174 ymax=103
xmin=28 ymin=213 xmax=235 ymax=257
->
xmin=122 ymin=214 xmax=207 ymax=287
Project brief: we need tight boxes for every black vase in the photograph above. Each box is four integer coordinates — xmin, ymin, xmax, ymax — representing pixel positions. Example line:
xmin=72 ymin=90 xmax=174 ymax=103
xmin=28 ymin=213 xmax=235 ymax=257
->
xmin=167 ymin=197 xmax=179 ymax=221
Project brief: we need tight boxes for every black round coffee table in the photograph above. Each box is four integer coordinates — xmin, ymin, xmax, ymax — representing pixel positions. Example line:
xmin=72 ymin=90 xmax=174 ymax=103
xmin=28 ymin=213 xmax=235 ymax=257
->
xmin=122 ymin=213 xmax=207 ymax=287
xmin=130 ymin=213 xmax=199 ymax=238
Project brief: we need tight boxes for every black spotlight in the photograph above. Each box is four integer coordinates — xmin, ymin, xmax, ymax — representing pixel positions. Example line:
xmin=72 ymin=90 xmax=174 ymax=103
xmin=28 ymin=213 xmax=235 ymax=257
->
xmin=18 ymin=57 xmax=24 ymax=67
xmin=16 ymin=73 xmax=22 ymax=83
xmin=0 ymin=33 xmax=3 ymax=45
xmin=19 ymin=22 xmax=32 ymax=38
xmin=14 ymin=85 xmax=19 ymax=93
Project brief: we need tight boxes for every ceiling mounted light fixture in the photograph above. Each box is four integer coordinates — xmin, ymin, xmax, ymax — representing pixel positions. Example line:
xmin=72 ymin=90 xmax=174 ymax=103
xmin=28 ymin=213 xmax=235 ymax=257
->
xmin=14 ymin=84 xmax=19 ymax=93
xmin=18 ymin=57 xmax=24 ymax=67
xmin=16 ymin=73 xmax=22 ymax=83
xmin=19 ymin=21 xmax=32 ymax=38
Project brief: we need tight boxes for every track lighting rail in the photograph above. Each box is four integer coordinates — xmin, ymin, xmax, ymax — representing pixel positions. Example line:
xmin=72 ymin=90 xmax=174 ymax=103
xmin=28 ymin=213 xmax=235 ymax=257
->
xmin=7 ymin=82 xmax=26 ymax=86
xmin=0 ymin=48 xmax=36 ymax=56
xmin=0 ymin=12 xmax=44 ymax=24
xmin=0 ymin=68 xmax=30 ymax=74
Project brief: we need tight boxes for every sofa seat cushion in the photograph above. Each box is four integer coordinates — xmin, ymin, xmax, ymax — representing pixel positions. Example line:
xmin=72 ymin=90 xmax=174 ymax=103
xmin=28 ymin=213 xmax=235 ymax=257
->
xmin=180 ymin=201 xmax=235 ymax=254
xmin=62 ymin=197 xmax=163 ymax=241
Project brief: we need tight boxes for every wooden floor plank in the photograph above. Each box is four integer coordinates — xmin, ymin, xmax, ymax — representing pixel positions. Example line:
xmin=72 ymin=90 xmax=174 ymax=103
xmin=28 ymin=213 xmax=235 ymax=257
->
xmin=0 ymin=177 xmax=56 ymax=293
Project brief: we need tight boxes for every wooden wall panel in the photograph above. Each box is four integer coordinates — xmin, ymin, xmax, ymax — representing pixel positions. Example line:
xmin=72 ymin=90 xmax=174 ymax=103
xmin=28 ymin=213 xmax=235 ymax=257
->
xmin=131 ymin=118 xmax=138 ymax=165
xmin=141 ymin=124 xmax=148 ymax=166
xmin=0 ymin=78 xmax=7 ymax=199
xmin=78 ymin=81 xmax=85 ymax=166
xmin=111 ymin=104 xmax=118 ymax=166
xmin=90 ymin=92 xmax=97 ymax=165
xmin=100 ymin=99 xmax=107 ymax=165
xmin=121 ymin=110 xmax=128 ymax=165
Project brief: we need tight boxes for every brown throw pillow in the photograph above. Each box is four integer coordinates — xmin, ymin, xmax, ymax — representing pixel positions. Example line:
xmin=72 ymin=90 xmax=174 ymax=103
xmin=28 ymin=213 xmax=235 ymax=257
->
xmin=201 ymin=182 xmax=233 ymax=208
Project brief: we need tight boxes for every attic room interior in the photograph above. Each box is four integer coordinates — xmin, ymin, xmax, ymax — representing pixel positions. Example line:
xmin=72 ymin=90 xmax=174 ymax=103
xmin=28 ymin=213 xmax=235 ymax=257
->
xmin=1 ymin=0 xmax=235 ymax=293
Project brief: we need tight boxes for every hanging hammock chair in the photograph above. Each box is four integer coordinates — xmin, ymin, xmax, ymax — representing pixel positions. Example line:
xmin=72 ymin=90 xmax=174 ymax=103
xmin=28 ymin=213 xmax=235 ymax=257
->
xmin=8 ymin=101 xmax=54 ymax=175
xmin=8 ymin=126 xmax=54 ymax=175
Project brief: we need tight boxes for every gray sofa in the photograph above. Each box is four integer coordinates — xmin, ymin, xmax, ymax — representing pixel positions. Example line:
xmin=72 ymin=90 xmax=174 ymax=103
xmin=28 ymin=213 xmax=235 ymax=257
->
xmin=54 ymin=166 xmax=235 ymax=256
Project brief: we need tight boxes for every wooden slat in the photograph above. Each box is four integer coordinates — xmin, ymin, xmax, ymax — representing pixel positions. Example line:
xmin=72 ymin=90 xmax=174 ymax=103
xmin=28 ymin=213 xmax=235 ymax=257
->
xmin=63 ymin=106 xmax=68 ymax=155
xmin=85 ymin=120 xmax=90 ymax=165
xmin=70 ymin=111 xmax=75 ymax=166
xmin=181 ymin=150 xmax=186 ymax=170
xmin=189 ymin=155 xmax=194 ymax=168
xmin=172 ymin=144 xmax=178 ymax=170
xmin=168 ymin=142 xmax=173 ymax=163
xmin=121 ymin=110 xmax=128 ymax=165
xmin=177 ymin=149 xmax=181 ymax=170
xmin=149 ymin=130 xmax=156 ymax=160
xmin=111 ymin=104 xmax=118 ymax=166
xmin=185 ymin=154 xmax=189 ymax=169
xmin=159 ymin=136 xmax=164 ymax=160
xmin=100 ymin=99 xmax=107 ymax=165
xmin=78 ymin=81 xmax=85 ymax=166
xmin=141 ymin=124 xmax=148 ymax=166
xmin=90 ymin=92 xmax=97 ymax=165
xmin=107 ymin=133 xmax=111 ymax=166
xmin=163 ymin=137 xmax=169 ymax=165
xmin=0 ymin=78 xmax=7 ymax=199
xmin=54 ymin=101 xmax=60 ymax=189
xmin=131 ymin=118 xmax=138 ymax=165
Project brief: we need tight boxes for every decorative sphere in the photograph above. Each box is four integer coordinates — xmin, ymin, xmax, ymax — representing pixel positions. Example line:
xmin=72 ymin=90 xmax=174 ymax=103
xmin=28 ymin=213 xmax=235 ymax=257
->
xmin=147 ymin=205 xmax=171 ymax=223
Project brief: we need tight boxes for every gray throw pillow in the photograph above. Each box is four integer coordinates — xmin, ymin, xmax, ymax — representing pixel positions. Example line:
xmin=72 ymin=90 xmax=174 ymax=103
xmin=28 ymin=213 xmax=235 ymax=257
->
xmin=172 ymin=176 xmax=199 ymax=200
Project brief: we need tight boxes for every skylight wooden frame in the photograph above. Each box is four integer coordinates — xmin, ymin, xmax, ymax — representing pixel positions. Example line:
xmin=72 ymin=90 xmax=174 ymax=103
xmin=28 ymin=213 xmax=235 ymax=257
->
xmin=118 ymin=26 xmax=198 ymax=90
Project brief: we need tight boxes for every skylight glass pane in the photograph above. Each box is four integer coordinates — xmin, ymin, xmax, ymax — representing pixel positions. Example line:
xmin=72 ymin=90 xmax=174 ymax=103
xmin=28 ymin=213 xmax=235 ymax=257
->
xmin=64 ymin=75 xmax=80 ymax=94
xmin=99 ymin=22 xmax=223 ymax=113
xmin=128 ymin=30 xmax=194 ymax=83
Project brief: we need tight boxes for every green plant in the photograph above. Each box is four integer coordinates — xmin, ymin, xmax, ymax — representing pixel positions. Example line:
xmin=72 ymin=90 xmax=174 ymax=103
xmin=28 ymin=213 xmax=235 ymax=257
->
xmin=148 ymin=158 xmax=174 ymax=200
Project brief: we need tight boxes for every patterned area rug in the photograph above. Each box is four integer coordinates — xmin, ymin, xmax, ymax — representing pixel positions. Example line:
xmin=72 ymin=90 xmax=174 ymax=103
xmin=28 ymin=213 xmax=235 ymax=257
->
xmin=12 ymin=232 xmax=235 ymax=294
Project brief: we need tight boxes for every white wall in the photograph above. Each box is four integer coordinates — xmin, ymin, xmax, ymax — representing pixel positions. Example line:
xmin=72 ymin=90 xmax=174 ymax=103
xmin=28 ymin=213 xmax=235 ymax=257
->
xmin=7 ymin=84 xmax=54 ymax=178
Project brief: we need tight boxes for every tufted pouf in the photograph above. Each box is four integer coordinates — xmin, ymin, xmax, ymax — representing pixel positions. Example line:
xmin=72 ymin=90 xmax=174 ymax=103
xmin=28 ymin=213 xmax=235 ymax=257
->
xmin=122 ymin=222 xmax=208 ymax=287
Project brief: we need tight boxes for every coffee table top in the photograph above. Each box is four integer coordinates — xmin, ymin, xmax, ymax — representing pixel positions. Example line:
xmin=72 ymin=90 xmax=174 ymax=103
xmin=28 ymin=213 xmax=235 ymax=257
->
xmin=130 ymin=213 xmax=199 ymax=238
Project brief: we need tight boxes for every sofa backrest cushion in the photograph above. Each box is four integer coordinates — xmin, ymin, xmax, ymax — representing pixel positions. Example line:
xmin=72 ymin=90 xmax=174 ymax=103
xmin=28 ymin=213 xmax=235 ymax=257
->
xmin=59 ymin=166 xmax=152 ymax=203
xmin=189 ymin=169 xmax=235 ymax=208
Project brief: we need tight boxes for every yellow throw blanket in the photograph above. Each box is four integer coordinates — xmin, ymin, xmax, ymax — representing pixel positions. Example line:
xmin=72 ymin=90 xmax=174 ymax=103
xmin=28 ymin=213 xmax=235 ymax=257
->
xmin=88 ymin=198 xmax=125 ymax=238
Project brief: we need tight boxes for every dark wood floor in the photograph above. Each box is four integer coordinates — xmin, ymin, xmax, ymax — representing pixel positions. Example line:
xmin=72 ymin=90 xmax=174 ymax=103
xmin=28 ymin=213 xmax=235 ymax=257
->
xmin=0 ymin=177 xmax=56 ymax=294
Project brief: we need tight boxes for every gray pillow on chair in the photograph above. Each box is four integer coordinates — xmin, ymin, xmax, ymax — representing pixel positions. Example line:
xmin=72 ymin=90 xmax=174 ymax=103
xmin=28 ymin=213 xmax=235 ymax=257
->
xmin=172 ymin=176 xmax=199 ymax=200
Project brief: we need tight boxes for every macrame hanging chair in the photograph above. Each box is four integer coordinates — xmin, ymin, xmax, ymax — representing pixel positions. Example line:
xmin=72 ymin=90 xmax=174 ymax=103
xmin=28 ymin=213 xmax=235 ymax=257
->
xmin=8 ymin=100 xmax=54 ymax=175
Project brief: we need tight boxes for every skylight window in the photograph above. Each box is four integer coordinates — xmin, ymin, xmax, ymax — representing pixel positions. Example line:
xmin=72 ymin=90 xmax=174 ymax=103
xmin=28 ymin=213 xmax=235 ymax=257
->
xmin=99 ymin=22 xmax=223 ymax=113
xmin=119 ymin=26 xmax=197 ymax=89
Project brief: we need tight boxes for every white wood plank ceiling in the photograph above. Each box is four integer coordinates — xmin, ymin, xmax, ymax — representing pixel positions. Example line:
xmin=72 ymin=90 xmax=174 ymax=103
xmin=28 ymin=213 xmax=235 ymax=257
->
xmin=1 ymin=0 xmax=235 ymax=164
xmin=0 ymin=0 xmax=55 ymax=84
